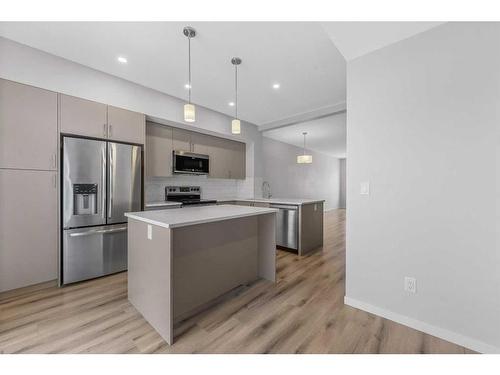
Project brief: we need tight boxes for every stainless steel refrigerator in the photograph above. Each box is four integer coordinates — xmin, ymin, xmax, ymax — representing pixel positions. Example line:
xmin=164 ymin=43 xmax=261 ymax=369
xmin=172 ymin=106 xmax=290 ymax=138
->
xmin=61 ymin=136 xmax=142 ymax=285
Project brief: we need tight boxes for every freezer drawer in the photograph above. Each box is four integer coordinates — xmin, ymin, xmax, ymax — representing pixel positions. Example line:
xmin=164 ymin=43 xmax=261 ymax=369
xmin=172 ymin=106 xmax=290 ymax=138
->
xmin=62 ymin=224 xmax=127 ymax=284
xmin=271 ymin=204 xmax=298 ymax=250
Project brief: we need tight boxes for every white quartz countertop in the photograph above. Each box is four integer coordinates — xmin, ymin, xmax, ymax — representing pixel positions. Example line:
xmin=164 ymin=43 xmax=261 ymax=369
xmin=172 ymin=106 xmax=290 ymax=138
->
xmin=125 ymin=204 xmax=277 ymax=229
xmin=215 ymin=197 xmax=325 ymax=206
xmin=144 ymin=201 xmax=183 ymax=208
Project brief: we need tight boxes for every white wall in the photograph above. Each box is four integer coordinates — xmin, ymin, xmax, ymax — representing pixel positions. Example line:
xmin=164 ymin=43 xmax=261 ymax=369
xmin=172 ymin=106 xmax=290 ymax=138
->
xmin=262 ymin=137 xmax=341 ymax=210
xmin=0 ymin=36 xmax=264 ymax=197
xmin=346 ymin=22 xmax=500 ymax=353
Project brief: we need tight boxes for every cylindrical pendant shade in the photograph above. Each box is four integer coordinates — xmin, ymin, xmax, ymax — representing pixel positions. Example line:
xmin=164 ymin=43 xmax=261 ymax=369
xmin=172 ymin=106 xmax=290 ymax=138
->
xmin=231 ymin=119 xmax=241 ymax=134
xmin=184 ymin=103 xmax=195 ymax=123
xmin=297 ymin=154 xmax=313 ymax=164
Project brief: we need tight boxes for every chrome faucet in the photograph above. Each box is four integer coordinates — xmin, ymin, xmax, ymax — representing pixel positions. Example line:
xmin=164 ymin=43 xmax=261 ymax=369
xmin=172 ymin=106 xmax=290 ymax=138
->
xmin=262 ymin=181 xmax=272 ymax=199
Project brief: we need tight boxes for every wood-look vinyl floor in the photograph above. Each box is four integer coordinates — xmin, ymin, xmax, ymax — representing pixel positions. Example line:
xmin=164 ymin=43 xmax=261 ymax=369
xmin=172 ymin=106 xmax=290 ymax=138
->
xmin=0 ymin=209 xmax=475 ymax=354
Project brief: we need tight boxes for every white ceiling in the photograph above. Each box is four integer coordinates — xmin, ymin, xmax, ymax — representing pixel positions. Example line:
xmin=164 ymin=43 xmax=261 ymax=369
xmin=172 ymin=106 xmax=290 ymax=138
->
xmin=321 ymin=22 xmax=444 ymax=61
xmin=0 ymin=22 xmax=443 ymax=157
xmin=0 ymin=22 xmax=346 ymax=126
xmin=263 ymin=112 xmax=346 ymax=159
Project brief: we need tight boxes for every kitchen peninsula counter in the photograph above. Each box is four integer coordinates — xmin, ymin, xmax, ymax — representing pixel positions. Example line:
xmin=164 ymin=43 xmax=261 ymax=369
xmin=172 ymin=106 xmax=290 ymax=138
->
xmin=125 ymin=205 xmax=277 ymax=345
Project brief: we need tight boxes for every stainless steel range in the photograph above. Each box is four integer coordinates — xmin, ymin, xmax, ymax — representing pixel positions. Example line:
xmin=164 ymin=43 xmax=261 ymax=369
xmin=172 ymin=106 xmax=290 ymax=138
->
xmin=165 ymin=186 xmax=217 ymax=206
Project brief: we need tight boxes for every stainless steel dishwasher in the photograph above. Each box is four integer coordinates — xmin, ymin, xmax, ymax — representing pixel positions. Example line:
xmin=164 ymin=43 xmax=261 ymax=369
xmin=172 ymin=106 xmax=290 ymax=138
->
xmin=270 ymin=204 xmax=298 ymax=250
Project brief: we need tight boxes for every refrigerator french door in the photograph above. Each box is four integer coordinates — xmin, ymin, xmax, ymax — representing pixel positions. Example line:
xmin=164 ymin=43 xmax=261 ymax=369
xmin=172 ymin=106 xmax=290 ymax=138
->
xmin=62 ymin=136 xmax=142 ymax=285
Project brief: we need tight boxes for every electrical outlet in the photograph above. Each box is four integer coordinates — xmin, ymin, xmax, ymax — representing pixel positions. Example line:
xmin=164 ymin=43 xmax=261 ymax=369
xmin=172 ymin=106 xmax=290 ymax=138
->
xmin=404 ymin=277 xmax=417 ymax=294
xmin=147 ymin=224 xmax=152 ymax=240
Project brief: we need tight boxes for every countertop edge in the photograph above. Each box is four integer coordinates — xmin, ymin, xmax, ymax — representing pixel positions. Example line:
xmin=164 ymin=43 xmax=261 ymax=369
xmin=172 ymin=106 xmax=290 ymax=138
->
xmin=125 ymin=209 xmax=277 ymax=229
xmin=215 ymin=198 xmax=325 ymax=205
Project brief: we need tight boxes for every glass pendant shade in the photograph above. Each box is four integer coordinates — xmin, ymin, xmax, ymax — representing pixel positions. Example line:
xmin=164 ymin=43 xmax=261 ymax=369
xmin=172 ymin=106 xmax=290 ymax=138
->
xmin=231 ymin=119 xmax=241 ymax=134
xmin=184 ymin=103 xmax=195 ymax=123
xmin=297 ymin=154 xmax=313 ymax=164
xmin=297 ymin=131 xmax=312 ymax=164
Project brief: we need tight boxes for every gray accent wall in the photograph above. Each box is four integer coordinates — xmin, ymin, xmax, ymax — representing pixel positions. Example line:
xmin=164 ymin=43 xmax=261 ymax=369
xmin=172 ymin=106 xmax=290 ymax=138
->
xmin=346 ymin=22 xmax=500 ymax=352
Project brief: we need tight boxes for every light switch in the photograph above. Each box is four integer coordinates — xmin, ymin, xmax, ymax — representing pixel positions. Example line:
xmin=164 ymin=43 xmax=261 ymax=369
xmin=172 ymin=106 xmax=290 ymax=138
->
xmin=147 ymin=224 xmax=152 ymax=240
xmin=360 ymin=181 xmax=370 ymax=195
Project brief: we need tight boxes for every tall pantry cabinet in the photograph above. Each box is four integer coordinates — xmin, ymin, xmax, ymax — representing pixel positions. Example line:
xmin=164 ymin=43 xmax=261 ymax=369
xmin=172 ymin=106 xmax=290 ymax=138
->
xmin=0 ymin=79 xmax=58 ymax=292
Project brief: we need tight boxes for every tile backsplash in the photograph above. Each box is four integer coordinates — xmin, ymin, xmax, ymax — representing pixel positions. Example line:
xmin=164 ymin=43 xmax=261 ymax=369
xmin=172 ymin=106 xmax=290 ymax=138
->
xmin=145 ymin=175 xmax=261 ymax=202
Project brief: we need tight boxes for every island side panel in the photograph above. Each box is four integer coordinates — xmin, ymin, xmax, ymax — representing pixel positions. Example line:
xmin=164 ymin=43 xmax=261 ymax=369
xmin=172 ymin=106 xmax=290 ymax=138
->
xmin=299 ymin=202 xmax=324 ymax=255
xmin=171 ymin=216 xmax=259 ymax=320
xmin=257 ymin=213 xmax=276 ymax=282
xmin=127 ymin=218 xmax=173 ymax=344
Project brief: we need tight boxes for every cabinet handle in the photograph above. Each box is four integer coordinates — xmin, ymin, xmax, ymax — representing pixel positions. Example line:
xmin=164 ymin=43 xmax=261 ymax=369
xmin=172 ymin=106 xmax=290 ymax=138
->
xmin=52 ymin=174 xmax=57 ymax=189
xmin=103 ymin=124 xmax=107 ymax=137
xmin=109 ymin=124 xmax=113 ymax=138
xmin=51 ymin=153 xmax=57 ymax=169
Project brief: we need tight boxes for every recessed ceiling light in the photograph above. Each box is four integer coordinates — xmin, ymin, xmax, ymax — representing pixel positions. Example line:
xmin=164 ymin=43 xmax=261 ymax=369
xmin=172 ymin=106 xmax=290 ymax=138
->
xmin=117 ymin=56 xmax=128 ymax=64
xmin=228 ymin=102 xmax=235 ymax=106
xmin=272 ymin=83 xmax=280 ymax=89
xmin=185 ymin=83 xmax=191 ymax=89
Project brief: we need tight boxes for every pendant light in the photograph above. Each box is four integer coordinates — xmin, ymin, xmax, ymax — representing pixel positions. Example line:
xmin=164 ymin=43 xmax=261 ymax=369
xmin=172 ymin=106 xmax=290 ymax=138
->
xmin=231 ymin=57 xmax=242 ymax=134
xmin=183 ymin=26 xmax=196 ymax=123
xmin=297 ymin=132 xmax=313 ymax=164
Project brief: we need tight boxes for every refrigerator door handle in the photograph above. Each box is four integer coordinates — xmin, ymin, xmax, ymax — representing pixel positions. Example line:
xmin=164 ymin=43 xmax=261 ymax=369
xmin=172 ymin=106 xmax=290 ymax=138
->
xmin=101 ymin=145 xmax=106 ymax=219
xmin=108 ymin=143 xmax=114 ymax=219
xmin=69 ymin=227 xmax=127 ymax=237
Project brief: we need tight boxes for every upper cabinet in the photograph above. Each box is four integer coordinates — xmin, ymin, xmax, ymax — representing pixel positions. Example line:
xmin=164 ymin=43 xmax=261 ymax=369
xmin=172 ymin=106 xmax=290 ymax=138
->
xmin=146 ymin=122 xmax=246 ymax=180
xmin=172 ymin=128 xmax=193 ymax=152
xmin=146 ymin=122 xmax=173 ymax=177
xmin=228 ymin=141 xmax=246 ymax=179
xmin=0 ymin=79 xmax=58 ymax=171
xmin=107 ymin=106 xmax=145 ymax=145
xmin=59 ymin=94 xmax=145 ymax=144
xmin=59 ymin=94 xmax=108 ymax=139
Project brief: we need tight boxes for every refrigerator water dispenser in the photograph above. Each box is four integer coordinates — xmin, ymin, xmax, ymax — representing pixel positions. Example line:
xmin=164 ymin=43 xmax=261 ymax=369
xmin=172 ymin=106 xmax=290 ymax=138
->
xmin=73 ymin=183 xmax=98 ymax=215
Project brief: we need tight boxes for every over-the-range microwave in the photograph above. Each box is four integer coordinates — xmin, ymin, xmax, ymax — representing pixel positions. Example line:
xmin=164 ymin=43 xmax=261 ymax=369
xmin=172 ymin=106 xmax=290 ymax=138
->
xmin=173 ymin=150 xmax=209 ymax=175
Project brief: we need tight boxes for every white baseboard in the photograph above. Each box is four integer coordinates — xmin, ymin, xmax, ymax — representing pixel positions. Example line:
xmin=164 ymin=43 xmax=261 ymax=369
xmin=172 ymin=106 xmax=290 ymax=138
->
xmin=344 ymin=296 xmax=500 ymax=354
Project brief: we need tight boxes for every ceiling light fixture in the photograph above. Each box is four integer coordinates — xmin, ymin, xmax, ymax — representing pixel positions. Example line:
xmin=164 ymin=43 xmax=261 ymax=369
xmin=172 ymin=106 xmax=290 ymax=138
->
xmin=231 ymin=57 xmax=242 ymax=134
xmin=272 ymin=83 xmax=280 ymax=89
xmin=297 ymin=132 xmax=312 ymax=164
xmin=228 ymin=102 xmax=235 ymax=107
xmin=183 ymin=26 xmax=196 ymax=123
xmin=117 ymin=56 xmax=128 ymax=64
xmin=184 ymin=83 xmax=191 ymax=89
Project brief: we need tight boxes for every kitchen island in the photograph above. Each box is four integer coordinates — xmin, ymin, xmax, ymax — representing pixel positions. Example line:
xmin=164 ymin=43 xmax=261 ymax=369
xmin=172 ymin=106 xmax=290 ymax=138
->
xmin=124 ymin=205 xmax=277 ymax=345
xmin=217 ymin=198 xmax=325 ymax=255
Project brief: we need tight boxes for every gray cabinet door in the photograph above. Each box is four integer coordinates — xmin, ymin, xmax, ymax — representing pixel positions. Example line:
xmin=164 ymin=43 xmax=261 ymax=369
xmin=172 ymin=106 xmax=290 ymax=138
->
xmin=146 ymin=122 xmax=173 ymax=177
xmin=228 ymin=141 xmax=246 ymax=179
xmin=59 ymin=94 xmax=108 ymax=138
xmin=0 ymin=79 xmax=58 ymax=170
xmin=172 ymin=128 xmax=192 ymax=152
xmin=107 ymin=106 xmax=145 ymax=144
xmin=0 ymin=169 xmax=58 ymax=292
